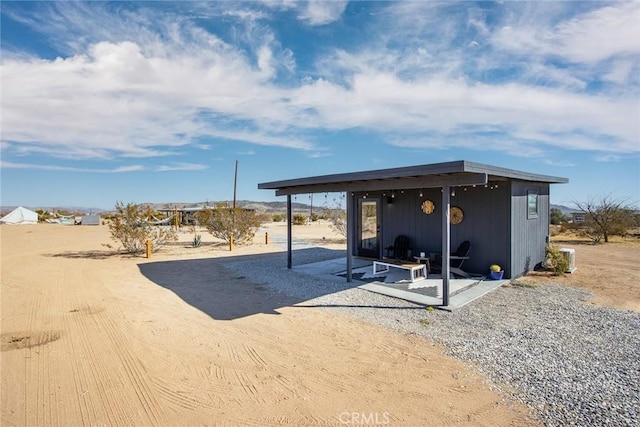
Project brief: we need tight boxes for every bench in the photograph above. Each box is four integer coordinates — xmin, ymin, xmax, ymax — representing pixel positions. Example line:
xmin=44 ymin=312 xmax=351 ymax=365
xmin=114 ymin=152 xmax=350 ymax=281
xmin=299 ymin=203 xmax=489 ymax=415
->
xmin=372 ymin=260 xmax=427 ymax=282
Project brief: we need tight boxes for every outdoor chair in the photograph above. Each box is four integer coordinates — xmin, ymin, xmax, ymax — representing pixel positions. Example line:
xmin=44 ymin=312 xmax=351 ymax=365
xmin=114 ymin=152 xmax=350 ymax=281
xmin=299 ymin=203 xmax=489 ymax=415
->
xmin=432 ymin=240 xmax=471 ymax=278
xmin=385 ymin=235 xmax=412 ymax=260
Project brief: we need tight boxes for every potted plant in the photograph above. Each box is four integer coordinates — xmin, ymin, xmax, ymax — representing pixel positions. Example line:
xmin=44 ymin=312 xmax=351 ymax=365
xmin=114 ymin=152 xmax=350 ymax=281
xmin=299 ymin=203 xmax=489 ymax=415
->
xmin=489 ymin=264 xmax=504 ymax=280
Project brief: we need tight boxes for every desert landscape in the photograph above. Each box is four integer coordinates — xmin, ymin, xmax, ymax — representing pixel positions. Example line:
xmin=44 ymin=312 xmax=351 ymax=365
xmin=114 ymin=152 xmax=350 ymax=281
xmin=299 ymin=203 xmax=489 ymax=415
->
xmin=1 ymin=221 xmax=638 ymax=426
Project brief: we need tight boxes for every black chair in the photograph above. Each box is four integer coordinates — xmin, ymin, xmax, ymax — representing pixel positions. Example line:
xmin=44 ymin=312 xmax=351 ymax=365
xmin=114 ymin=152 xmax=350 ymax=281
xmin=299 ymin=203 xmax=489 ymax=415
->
xmin=385 ymin=235 xmax=412 ymax=260
xmin=432 ymin=240 xmax=471 ymax=278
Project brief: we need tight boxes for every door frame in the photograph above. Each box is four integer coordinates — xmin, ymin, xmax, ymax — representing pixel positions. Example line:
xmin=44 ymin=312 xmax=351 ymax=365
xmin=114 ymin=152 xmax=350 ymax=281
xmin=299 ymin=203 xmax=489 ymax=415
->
xmin=356 ymin=196 xmax=382 ymax=258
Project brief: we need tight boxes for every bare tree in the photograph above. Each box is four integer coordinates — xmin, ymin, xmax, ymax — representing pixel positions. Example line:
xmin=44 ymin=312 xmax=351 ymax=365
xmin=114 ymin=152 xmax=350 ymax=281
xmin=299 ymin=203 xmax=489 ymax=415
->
xmin=572 ymin=194 xmax=635 ymax=243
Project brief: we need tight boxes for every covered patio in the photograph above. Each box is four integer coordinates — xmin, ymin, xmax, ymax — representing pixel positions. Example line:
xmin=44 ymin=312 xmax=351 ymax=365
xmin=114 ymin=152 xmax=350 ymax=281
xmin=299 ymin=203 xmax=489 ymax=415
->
xmin=259 ymin=160 xmax=567 ymax=307
xmin=291 ymin=256 xmax=507 ymax=310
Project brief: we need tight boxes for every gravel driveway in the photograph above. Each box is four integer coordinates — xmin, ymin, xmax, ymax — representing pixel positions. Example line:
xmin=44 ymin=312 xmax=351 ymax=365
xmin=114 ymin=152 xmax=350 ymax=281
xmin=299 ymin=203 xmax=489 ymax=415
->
xmin=230 ymin=250 xmax=640 ymax=426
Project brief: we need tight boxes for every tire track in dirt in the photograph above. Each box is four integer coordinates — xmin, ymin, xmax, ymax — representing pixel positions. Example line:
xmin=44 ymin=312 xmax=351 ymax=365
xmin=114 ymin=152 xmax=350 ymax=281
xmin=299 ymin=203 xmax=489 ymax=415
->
xmin=99 ymin=306 xmax=168 ymax=425
xmin=22 ymin=286 xmax=63 ymax=427
xmin=64 ymin=298 xmax=132 ymax=426
xmin=149 ymin=376 xmax=220 ymax=412
xmin=233 ymin=371 xmax=266 ymax=404
xmin=61 ymin=298 xmax=100 ymax=426
xmin=243 ymin=343 xmax=268 ymax=368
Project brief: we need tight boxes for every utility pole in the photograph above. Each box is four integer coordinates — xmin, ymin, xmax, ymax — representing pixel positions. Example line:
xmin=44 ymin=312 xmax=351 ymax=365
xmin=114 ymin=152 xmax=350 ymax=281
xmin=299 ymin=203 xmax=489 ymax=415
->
xmin=233 ymin=160 xmax=238 ymax=211
xmin=230 ymin=160 xmax=238 ymax=251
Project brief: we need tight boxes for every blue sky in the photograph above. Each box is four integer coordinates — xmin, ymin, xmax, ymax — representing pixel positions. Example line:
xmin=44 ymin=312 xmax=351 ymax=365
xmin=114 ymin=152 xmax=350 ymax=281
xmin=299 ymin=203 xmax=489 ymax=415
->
xmin=1 ymin=1 xmax=639 ymax=210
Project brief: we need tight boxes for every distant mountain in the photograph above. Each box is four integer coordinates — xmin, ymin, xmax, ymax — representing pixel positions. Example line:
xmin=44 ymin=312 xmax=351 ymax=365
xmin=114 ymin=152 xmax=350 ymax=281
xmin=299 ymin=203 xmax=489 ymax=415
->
xmin=0 ymin=205 xmax=105 ymax=215
xmin=551 ymin=204 xmax=578 ymax=215
xmin=2 ymin=200 xmax=320 ymax=216
xmin=139 ymin=200 xmax=315 ymax=214
xmin=3 ymin=201 xmax=574 ymax=216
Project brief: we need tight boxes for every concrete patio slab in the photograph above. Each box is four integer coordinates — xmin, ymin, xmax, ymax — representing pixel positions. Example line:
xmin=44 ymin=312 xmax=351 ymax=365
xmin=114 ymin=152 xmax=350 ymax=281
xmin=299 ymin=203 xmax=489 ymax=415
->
xmin=293 ymin=257 xmax=508 ymax=310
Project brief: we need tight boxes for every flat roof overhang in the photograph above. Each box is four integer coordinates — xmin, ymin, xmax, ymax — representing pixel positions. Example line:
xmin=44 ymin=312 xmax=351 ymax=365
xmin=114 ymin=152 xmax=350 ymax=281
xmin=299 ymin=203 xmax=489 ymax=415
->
xmin=258 ymin=160 xmax=568 ymax=196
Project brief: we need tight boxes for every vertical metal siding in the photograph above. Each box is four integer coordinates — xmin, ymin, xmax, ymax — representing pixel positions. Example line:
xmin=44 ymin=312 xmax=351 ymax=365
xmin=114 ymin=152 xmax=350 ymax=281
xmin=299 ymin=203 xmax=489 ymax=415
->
xmin=355 ymin=181 xmax=549 ymax=279
xmin=510 ymin=182 xmax=550 ymax=277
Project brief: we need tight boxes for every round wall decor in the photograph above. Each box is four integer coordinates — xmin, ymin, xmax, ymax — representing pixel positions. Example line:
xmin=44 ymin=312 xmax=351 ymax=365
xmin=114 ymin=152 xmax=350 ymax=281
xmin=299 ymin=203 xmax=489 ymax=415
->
xmin=450 ymin=206 xmax=464 ymax=224
xmin=421 ymin=199 xmax=435 ymax=214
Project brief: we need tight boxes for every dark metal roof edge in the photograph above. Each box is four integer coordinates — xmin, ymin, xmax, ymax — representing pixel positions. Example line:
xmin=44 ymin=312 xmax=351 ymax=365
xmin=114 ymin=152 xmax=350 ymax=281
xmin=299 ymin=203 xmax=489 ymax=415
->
xmin=258 ymin=160 xmax=568 ymax=190
xmin=461 ymin=160 xmax=569 ymax=184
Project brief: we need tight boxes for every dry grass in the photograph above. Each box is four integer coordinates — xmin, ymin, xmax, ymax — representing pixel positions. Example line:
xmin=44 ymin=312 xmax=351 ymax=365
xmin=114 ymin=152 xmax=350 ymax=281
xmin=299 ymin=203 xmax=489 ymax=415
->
xmin=517 ymin=232 xmax=640 ymax=312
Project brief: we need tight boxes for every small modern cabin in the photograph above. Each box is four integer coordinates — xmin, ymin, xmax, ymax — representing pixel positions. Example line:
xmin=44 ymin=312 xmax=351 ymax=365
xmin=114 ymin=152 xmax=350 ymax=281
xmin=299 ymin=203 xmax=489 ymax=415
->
xmin=259 ymin=160 xmax=567 ymax=304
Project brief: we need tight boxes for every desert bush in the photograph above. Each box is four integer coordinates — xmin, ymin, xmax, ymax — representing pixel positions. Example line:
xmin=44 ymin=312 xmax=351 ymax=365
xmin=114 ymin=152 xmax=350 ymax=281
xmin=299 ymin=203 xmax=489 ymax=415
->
xmin=545 ymin=244 xmax=570 ymax=276
xmin=192 ymin=234 xmax=202 ymax=248
xmin=272 ymin=214 xmax=284 ymax=222
xmin=106 ymin=202 xmax=177 ymax=255
xmin=197 ymin=203 xmax=262 ymax=245
xmin=322 ymin=206 xmax=347 ymax=238
xmin=310 ymin=212 xmax=319 ymax=222
xmin=292 ymin=214 xmax=308 ymax=225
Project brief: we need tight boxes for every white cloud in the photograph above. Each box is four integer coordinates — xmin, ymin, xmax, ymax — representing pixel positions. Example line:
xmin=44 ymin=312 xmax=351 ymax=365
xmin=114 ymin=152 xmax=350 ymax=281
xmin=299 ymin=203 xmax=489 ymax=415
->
xmin=0 ymin=161 xmax=146 ymax=173
xmin=544 ymin=159 xmax=576 ymax=168
xmin=155 ymin=163 xmax=208 ymax=172
xmin=1 ymin=1 xmax=638 ymax=171
xmin=1 ymin=35 xmax=312 ymax=159
xmin=298 ymin=0 xmax=347 ymax=26
xmin=492 ymin=2 xmax=640 ymax=65
xmin=289 ymin=72 xmax=638 ymax=155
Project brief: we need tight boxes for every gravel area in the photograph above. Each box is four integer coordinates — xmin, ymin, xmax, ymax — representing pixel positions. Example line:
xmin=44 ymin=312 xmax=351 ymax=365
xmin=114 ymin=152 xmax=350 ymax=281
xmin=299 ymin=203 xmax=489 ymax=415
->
xmin=228 ymin=250 xmax=640 ymax=427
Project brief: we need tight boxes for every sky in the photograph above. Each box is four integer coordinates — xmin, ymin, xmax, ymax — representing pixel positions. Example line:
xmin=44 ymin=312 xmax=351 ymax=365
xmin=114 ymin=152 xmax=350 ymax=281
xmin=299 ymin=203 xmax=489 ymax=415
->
xmin=1 ymin=1 xmax=639 ymax=211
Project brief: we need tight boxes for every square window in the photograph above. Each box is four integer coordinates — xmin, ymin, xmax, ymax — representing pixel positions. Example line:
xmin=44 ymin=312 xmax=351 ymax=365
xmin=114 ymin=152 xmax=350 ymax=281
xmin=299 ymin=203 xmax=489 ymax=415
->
xmin=527 ymin=191 xmax=538 ymax=219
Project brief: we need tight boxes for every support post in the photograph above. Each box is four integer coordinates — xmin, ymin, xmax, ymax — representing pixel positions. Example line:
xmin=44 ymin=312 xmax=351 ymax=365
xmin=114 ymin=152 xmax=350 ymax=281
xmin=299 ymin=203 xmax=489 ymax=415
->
xmin=346 ymin=192 xmax=353 ymax=282
xmin=287 ymin=194 xmax=292 ymax=269
xmin=441 ymin=186 xmax=451 ymax=306
xmin=265 ymin=232 xmax=268 ymax=245
xmin=146 ymin=240 xmax=151 ymax=259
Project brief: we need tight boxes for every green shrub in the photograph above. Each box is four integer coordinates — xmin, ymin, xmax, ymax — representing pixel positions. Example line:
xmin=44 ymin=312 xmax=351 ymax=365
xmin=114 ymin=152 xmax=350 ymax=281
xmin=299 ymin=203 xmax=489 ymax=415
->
xmin=545 ymin=244 xmax=570 ymax=276
xmin=106 ymin=202 xmax=177 ymax=255
xmin=272 ymin=214 xmax=284 ymax=222
xmin=197 ymin=203 xmax=262 ymax=246
xmin=192 ymin=234 xmax=202 ymax=248
xmin=292 ymin=214 xmax=308 ymax=225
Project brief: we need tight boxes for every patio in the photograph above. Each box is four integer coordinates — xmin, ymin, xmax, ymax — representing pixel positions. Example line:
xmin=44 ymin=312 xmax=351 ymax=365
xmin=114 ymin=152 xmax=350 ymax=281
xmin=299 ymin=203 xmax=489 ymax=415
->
xmin=293 ymin=257 xmax=508 ymax=310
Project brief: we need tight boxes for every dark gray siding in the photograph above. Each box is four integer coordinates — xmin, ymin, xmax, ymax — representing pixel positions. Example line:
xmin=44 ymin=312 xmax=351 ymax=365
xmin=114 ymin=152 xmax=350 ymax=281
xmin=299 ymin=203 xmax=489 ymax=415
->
xmin=356 ymin=184 xmax=512 ymax=276
xmin=510 ymin=181 xmax=550 ymax=278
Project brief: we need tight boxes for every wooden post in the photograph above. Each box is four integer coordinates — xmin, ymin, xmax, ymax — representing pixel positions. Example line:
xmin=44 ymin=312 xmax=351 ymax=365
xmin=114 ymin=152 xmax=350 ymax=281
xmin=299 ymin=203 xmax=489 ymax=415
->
xmin=146 ymin=240 xmax=151 ymax=259
xmin=174 ymin=206 xmax=178 ymax=230
xmin=229 ymin=234 xmax=234 ymax=252
xmin=265 ymin=232 xmax=268 ymax=245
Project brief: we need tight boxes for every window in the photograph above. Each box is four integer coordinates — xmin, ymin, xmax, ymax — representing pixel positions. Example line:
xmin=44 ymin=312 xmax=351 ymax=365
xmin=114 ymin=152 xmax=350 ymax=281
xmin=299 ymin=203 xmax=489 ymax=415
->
xmin=527 ymin=191 xmax=538 ymax=219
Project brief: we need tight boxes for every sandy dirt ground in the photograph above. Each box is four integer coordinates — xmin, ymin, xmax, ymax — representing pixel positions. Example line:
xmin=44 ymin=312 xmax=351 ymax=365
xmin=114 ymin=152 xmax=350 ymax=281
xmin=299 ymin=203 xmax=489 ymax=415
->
xmin=520 ymin=234 xmax=640 ymax=313
xmin=2 ymin=222 xmax=636 ymax=426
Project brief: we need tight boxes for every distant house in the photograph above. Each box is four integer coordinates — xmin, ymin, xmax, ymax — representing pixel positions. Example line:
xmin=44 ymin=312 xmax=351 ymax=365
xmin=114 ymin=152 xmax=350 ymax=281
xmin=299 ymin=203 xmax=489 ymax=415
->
xmin=80 ymin=214 xmax=101 ymax=225
xmin=259 ymin=160 xmax=568 ymax=305
xmin=571 ymin=212 xmax=586 ymax=224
